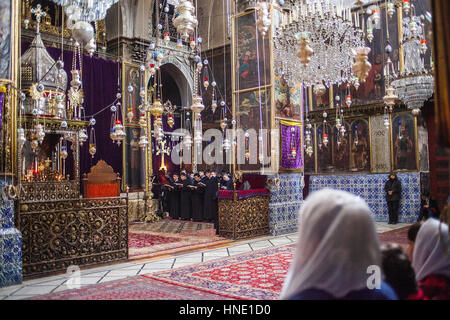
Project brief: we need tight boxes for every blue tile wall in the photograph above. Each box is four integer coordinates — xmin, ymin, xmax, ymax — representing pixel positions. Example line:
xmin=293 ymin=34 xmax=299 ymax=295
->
xmin=0 ymin=178 xmax=22 ymax=288
xmin=308 ymin=173 xmax=421 ymax=223
xmin=269 ymin=173 xmax=303 ymax=236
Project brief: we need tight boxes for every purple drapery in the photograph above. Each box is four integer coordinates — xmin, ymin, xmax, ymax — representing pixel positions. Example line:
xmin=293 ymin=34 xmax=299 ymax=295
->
xmin=281 ymin=122 xmax=303 ymax=169
xmin=21 ymin=42 xmax=122 ymax=178
xmin=0 ymin=92 xmax=3 ymax=144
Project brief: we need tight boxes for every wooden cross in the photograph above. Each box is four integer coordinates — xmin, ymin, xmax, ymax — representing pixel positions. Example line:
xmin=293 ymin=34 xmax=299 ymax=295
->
xmin=156 ymin=139 xmax=170 ymax=171
xmin=31 ymin=4 xmax=47 ymax=34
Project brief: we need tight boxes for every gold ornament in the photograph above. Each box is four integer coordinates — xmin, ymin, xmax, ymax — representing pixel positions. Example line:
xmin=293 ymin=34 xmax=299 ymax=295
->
xmin=352 ymin=47 xmax=372 ymax=83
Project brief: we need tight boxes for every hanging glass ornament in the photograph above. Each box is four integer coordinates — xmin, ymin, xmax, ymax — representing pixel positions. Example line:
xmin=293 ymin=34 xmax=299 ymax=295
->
xmin=190 ymin=38 xmax=196 ymax=50
xmin=139 ymin=135 xmax=149 ymax=149
xmin=18 ymin=128 xmax=26 ymax=148
xmin=127 ymin=109 xmax=134 ymax=122
xmin=173 ymin=0 xmax=198 ymax=41
xmin=164 ymin=32 xmax=170 ymax=45
xmin=352 ymin=47 xmax=372 ymax=83
xmin=183 ymin=134 xmax=192 ymax=149
xmin=345 ymin=95 xmax=352 ymax=107
xmin=139 ymin=113 xmax=147 ymax=128
xmin=149 ymin=64 xmax=156 ymax=75
xmin=220 ymin=119 xmax=227 ymax=131
xmin=403 ymin=0 xmax=410 ymax=16
xmin=203 ymin=77 xmax=209 ymax=89
xmin=335 ymin=118 xmax=341 ymax=129
xmin=36 ymin=123 xmax=45 ymax=143
xmin=167 ymin=114 xmax=175 ymax=128
xmin=177 ymin=39 xmax=183 ymax=49
xmin=384 ymin=115 xmax=390 ymax=128
xmin=322 ymin=133 xmax=329 ymax=147
xmin=222 ymin=138 xmax=231 ymax=151
xmin=306 ymin=145 xmax=313 ymax=157
xmin=366 ymin=28 xmax=374 ymax=43
xmin=211 ymin=100 xmax=217 ymax=114
xmin=60 ymin=145 xmax=68 ymax=160
xmin=256 ymin=1 xmax=271 ymax=37
xmin=296 ymin=32 xmax=314 ymax=66
xmin=79 ymin=128 xmax=88 ymax=146
xmin=89 ymin=127 xmax=96 ymax=158
xmin=420 ymin=40 xmax=427 ymax=55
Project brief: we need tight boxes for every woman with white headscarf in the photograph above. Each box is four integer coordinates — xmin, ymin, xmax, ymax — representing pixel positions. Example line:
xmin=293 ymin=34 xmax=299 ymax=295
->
xmin=280 ymin=189 xmax=397 ymax=300
xmin=411 ymin=219 xmax=450 ymax=300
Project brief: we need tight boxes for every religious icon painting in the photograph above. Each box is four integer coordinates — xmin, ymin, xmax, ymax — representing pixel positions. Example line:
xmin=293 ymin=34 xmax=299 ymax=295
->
xmin=274 ymin=73 xmax=302 ymax=121
xmin=350 ymin=119 xmax=370 ymax=172
xmin=233 ymin=10 xmax=271 ymax=92
xmin=122 ymin=62 xmax=146 ymax=124
xmin=392 ymin=113 xmax=417 ymax=171
xmin=0 ymin=0 xmax=12 ymax=79
xmin=304 ymin=125 xmax=315 ymax=174
xmin=316 ymin=123 xmax=333 ymax=172
xmin=332 ymin=121 xmax=351 ymax=172
xmin=235 ymin=88 xmax=271 ymax=132
xmin=124 ymin=126 xmax=146 ymax=191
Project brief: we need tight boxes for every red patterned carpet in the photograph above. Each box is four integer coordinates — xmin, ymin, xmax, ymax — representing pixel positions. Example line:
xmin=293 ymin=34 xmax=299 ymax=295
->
xmin=145 ymin=245 xmax=295 ymax=300
xmin=378 ymin=226 xmax=411 ymax=251
xmin=29 ymin=276 xmax=235 ymax=300
xmin=128 ymin=221 xmax=229 ymax=260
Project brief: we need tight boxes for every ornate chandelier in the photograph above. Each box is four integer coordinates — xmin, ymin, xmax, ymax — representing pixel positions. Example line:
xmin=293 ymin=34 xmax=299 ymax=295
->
xmin=51 ymin=0 xmax=118 ymax=22
xmin=391 ymin=11 xmax=434 ymax=114
xmin=274 ymin=0 xmax=365 ymax=88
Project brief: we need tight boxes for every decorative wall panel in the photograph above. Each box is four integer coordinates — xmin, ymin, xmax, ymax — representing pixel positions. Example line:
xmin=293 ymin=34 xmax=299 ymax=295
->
xmin=19 ymin=197 xmax=128 ymax=278
xmin=370 ymin=115 xmax=391 ymax=173
xmin=0 ymin=178 xmax=22 ymax=287
xmin=218 ymin=195 xmax=270 ymax=240
xmin=309 ymin=173 xmax=420 ymax=223
xmin=269 ymin=173 xmax=303 ymax=236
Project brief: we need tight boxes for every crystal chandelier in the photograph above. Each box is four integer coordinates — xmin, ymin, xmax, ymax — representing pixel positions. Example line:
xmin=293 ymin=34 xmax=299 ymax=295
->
xmin=274 ymin=0 xmax=365 ymax=88
xmin=391 ymin=10 xmax=434 ymax=114
xmin=51 ymin=0 xmax=118 ymax=22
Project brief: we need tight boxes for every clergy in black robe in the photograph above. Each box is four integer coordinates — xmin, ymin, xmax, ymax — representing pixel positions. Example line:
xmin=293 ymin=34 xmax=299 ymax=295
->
xmin=179 ymin=172 xmax=192 ymax=220
xmin=160 ymin=171 xmax=172 ymax=216
xmin=203 ymin=170 xmax=219 ymax=227
xmin=190 ymin=173 xmax=205 ymax=222
xmin=220 ymin=173 xmax=234 ymax=190
xmin=169 ymin=173 xmax=181 ymax=219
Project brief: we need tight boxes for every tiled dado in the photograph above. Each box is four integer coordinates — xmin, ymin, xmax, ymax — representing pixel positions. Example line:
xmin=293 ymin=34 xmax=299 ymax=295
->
xmin=309 ymin=173 xmax=421 ymax=223
xmin=269 ymin=174 xmax=304 ymax=236
xmin=0 ymin=179 xmax=22 ymax=288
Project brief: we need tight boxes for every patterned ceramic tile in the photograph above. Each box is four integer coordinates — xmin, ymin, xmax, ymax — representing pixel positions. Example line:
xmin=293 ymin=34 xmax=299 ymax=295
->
xmin=308 ymin=173 xmax=420 ymax=223
xmin=269 ymin=174 xmax=303 ymax=236
xmin=0 ymin=179 xmax=23 ymax=288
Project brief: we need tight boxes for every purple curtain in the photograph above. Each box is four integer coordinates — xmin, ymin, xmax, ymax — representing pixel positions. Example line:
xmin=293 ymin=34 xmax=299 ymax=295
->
xmin=281 ymin=122 xmax=303 ymax=169
xmin=21 ymin=42 xmax=122 ymax=178
xmin=0 ymin=92 xmax=3 ymax=144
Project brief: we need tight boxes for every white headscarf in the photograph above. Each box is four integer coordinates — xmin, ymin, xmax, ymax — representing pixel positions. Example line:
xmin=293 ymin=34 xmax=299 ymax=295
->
xmin=280 ymin=189 xmax=381 ymax=299
xmin=412 ymin=218 xmax=450 ymax=281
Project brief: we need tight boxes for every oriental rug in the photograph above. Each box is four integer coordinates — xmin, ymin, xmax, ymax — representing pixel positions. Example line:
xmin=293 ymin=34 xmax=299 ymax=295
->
xmin=378 ymin=225 xmax=411 ymax=251
xmin=28 ymin=276 xmax=236 ymax=300
xmin=129 ymin=221 xmax=229 ymax=260
xmin=130 ymin=219 xmax=218 ymax=236
xmin=144 ymin=245 xmax=296 ymax=300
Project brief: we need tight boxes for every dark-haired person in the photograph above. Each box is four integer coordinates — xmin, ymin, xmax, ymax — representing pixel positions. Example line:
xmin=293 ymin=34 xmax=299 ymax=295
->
xmin=203 ymin=170 xmax=219 ymax=228
xmin=407 ymin=221 xmax=423 ymax=260
xmin=419 ymin=194 xmax=440 ymax=221
xmin=220 ymin=173 xmax=233 ymax=190
xmin=160 ymin=170 xmax=172 ymax=217
xmin=384 ymin=173 xmax=402 ymax=224
xmin=381 ymin=243 xmax=423 ymax=300
xmin=179 ymin=172 xmax=192 ymax=221
xmin=169 ymin=173 xmax=181 ymax=219
xmin=190 ymin=173 xmax=205 ymax=222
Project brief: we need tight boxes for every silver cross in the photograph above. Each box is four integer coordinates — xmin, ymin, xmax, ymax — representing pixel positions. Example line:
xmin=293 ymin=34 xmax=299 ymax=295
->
xmin=31 ymin=4 xmax=47 ymax=33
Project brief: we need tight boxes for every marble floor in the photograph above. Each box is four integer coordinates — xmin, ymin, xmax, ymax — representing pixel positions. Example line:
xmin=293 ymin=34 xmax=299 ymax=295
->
xmin=0 ymin=222 xmax=410 ymax=300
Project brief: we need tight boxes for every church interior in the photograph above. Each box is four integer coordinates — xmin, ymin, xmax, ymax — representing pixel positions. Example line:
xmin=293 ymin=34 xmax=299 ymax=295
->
xmin=0 ymin=0 xmax=449 ymax=301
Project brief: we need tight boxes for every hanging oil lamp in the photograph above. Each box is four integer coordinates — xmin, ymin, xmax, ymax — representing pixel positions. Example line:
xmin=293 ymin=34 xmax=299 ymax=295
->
xmin=89 ymin=127 xmax=96 ymax=158
xmin=352 ymin=47 xmax=372 ymax=83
